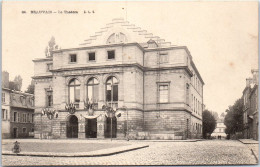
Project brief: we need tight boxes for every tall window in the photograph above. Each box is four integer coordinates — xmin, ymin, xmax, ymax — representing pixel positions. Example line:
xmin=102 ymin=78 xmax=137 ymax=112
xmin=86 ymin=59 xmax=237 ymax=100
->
xmin=24 ymin=113 xmax=27 ymax=123
xmin=18 ymin=113 xmax=20 ymax=122
xmin=193 ymin=97 xmax=195 ymax=112
xmin=87 ymin=77 xmax=99 ymax=108
xmin=69 ymin=78 xmax=80 ymax=105
xmin=46 ymin=90 xmax=53 ymax=107
xmin=106 ymin=76 xmax=118 ymax=108
xmin=186 ymin=83 xmax=190 ymax=106
xmin=2 ymin=93 xmax=5 ymax=103
xmin=32 ymin=114 xmax=34 ymax=123
xmin=13 ymin=112 xmax=17 ymax=122
xmin=27 ymin=113 xmax=30 ymax=123
xmin=158 ymin=84 xmax=169 ymax=103
xmin=191 ymin=94 xmax=193 ymax=111
xmin=2 ymin=109 xmax=7 ymax=120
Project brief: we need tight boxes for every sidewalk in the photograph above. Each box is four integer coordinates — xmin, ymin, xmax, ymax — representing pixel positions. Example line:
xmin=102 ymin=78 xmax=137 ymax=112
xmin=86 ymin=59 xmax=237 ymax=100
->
xmin=2 ymin=138 xmax=202 ymax=157
xmin=2 ymin=138 xmax=202 ymax=143
xmin=238 ymin=139 xmax=259 ymax=162
xmin=238 ymin=139 xmax=259 ymax=144
xmin=2 ymin=139 xmax=149 ymax=157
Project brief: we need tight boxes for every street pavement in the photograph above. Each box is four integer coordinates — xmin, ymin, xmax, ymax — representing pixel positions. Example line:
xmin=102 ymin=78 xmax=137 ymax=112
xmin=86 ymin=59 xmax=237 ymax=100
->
xmin=2 ymin=140 xmax=258 ymax=166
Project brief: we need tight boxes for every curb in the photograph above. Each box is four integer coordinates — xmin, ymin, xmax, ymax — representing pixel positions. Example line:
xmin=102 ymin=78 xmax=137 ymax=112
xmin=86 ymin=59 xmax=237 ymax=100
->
xmin=135 ymin=139 xmax=203 ymax=142
xmin=238 ymin=139 xmax=259 ymax=144
xmin=250 ymin=148 xmax=259 ymax=163
xmin=2 ymin=145 xmax=149 ymax=157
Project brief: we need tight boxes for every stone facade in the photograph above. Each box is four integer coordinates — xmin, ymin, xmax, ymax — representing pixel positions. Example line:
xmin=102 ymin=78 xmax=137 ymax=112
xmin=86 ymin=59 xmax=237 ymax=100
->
xmin=242 ymin=69 xmax=258 ymax=140
xmin=33 ymin=18 xmax=204 ymax=140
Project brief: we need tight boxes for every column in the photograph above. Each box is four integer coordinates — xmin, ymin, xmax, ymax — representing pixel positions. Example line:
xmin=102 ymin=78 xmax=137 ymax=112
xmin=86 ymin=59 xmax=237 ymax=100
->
xmin=99 ymin=74 xmax=105 ymax=108
xmin=80 ymin=76 xmax=85 ymax=109
xmin=97 ymin=114 xmax=105 ymax=138
xmin=78 ymin=116 xmax=86 ymax=139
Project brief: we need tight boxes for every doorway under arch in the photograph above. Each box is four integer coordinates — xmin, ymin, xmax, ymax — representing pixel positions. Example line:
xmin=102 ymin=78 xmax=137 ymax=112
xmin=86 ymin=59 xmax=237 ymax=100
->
xmin=66 ymin=115 xmax=78 ymax=138
xmin=85 ymin=118 xmax=97 ymax=138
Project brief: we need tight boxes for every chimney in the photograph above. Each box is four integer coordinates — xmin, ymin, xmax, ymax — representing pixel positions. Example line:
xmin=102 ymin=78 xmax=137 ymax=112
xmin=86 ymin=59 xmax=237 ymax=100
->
xmin=246 ymin=78 xmax=253 ymax=87
xmin=2 ymin=71 xmax=9 ymax=88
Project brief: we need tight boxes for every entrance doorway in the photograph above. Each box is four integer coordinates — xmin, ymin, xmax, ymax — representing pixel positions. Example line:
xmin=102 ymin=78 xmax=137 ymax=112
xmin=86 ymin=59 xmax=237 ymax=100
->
xmin=66 ymin=115 xmax=78 ymax=138
xmin=13 ymin=128 xmax=18 ymax=138
xmin=105 ymin=116 xmax=117 ymax=138
xmin=85 ymin=118 xmax=97 ymax=138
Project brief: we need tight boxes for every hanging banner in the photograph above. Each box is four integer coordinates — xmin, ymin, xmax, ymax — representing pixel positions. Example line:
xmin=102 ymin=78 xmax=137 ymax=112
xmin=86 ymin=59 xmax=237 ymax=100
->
xmin=81 ymin=114 xmax=101 ymax=119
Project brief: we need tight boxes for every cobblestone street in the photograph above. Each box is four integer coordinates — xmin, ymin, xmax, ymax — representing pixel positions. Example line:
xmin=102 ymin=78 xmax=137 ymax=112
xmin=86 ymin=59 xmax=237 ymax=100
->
xmin=2 ymin=140 xmax=257 ymax=166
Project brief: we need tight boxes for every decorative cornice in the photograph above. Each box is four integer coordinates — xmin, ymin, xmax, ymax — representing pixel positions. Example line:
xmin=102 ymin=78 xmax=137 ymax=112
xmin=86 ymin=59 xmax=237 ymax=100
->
xmin=32 ymin=58 xmax=53 ymax=62
xmin=33 ymin=64 xmax=193 ymax=79
xmin=32 ymin=75 xmax=53 ymax=79
xmin=52 ymin=43 xmax=145 ymax=53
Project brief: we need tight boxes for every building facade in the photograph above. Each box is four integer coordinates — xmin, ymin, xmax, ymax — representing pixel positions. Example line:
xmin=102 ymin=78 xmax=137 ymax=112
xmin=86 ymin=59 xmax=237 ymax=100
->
xmin=211 ymin=113 xmax=227 ymax=139
xmin=33 ymin=18 xmax=204 ymax=140
xmin=2 ymin=71 xmax=35 ymax=139
xmin=242 ymin=69 xmax=258 ymax=140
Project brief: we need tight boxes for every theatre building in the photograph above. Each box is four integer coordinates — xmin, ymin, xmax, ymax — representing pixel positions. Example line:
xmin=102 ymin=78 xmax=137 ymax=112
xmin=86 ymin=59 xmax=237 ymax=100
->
xmin=33 ymin=18 xmax=204 ymax=140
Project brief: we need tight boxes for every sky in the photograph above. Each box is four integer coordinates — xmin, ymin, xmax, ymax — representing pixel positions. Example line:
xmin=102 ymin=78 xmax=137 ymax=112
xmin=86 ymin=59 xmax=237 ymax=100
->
xmin=2 ymin=1 xmax=258 ymax=116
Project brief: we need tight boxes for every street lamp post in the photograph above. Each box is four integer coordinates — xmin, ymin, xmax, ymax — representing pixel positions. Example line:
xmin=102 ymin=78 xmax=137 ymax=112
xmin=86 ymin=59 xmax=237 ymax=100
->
xmin=102 ymin=105 xmax=122 ymax=141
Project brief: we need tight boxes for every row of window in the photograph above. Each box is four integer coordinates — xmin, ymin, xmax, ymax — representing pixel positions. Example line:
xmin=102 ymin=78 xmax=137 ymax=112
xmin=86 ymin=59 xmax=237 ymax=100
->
xmin=192 ymin=123 xmax=202 ymax=133
xmin=46 ymin=77 xmax=172 ymax=108
xmin=13 ymin=127 xmax=34 ymax=134
xmin=46 ymin=76 xmax=119 ymax=108
xmin=191 ymin=72 xmax=202 ymax=94
xmin=191 ymin=94 xmax=202 ymax=116
xmin=68 ymin=50 xmax=116 ymax=63
xmin=2 ymin=93 xmax=34 ymax=106
xmin=13 ymin=112 xmax=34 ymax=123
xmin=58 ymin=50 xmax=170 ymax=65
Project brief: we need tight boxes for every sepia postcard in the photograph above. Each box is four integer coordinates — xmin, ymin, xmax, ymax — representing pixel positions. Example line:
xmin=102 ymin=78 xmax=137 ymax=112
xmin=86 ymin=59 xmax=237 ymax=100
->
xmin=1 ymin=1 xmax=259 ymax=166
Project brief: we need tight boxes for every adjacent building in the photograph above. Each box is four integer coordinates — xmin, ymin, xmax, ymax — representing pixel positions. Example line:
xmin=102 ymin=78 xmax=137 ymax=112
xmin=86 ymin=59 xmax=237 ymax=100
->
xmin=2 ymin=71 xmax=35 ymax=138
xmin=211 ymin=112 xmax=227 ymax=139
xmin=33 ymin=18 xmax=204 ymax=140
xmin=242 ymin=69 xmax=258 ymax=140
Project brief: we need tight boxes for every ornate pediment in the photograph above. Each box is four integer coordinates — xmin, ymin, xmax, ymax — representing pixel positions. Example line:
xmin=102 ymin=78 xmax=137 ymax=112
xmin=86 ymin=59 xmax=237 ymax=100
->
xmin=79 ymin=18 xmax=173 ymax=48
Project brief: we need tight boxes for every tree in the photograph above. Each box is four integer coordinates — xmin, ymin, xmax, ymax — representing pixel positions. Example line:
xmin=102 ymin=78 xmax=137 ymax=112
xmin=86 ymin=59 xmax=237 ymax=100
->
xmin=202 ymin=110 xmax=217 ymax=139
xmin=224 ymin=98 xmax=244 ymax=135
xmin=25 ymin=80 xmax=35 ymax=94
xmin=13 ymin=75 xmax=23 ymax=91
xmin=9 ymin=81 xmax=16 ymax=90
xmin=9 ymin=75 xmax=23 ymax=91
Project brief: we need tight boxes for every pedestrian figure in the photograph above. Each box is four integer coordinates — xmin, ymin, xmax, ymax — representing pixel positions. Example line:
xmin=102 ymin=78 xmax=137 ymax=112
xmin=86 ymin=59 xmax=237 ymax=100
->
xmin=12 ymin=141 xmax=21 ymax=153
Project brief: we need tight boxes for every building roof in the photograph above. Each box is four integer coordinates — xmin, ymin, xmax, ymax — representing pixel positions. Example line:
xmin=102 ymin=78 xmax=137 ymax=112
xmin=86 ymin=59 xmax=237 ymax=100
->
xmin=33 ymin=18 xmax=204 ymax=84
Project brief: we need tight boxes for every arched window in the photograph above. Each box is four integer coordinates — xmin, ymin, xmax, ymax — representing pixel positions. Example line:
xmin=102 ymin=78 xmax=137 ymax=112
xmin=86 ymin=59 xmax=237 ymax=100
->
xmin=106 ymin=76 xmax=118 ymax=108
xmin=69 ymin=78 xmax=80 ymax=105
xmin=106 ymin=32 xmax=127 ymax=44
xmin=87 ymin=77 xmax=99 ymax=108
